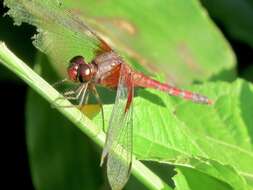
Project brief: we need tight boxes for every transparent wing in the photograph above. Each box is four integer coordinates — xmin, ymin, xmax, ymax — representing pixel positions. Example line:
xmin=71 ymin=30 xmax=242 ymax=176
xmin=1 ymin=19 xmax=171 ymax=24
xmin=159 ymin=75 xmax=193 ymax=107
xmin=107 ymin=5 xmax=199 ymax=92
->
xmin=5 ymin=0 xmax=111 ymax=74
xmin=101 ymin=65 xmax=134 ymax=190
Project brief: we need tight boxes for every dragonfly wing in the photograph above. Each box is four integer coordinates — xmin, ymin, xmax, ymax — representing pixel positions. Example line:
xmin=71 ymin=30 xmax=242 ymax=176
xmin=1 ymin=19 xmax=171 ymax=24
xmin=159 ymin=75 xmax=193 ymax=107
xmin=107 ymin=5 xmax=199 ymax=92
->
xmin=6 ymin=0 xmax=111 ymax=72
xmin=101 ymin=65 xmax=134 ymax=190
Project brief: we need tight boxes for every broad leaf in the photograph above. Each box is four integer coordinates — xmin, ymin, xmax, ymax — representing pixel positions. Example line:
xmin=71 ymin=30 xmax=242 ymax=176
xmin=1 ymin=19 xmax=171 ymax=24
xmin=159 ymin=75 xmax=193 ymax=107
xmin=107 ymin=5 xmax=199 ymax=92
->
xmin=4 ymin=0 xmax=236 ymax=84
xmin=173 ymin=166 xmax=232 ymax=190
xmin=96 ymin=79 xmax=253 ymax=189
xmin=90 ymin=79 xmax=253 ymax=189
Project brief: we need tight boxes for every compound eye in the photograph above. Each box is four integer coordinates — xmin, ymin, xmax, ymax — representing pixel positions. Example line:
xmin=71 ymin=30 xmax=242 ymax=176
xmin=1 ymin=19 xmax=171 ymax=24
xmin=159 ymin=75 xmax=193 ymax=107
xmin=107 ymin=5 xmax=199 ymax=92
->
xmin=67 ymin=64 xmax=79 ymax=81
xmin=70 ymin=56 xmax=85 ymax=65
xmin=79 ymin=64 xmax=92 ymax=82
xmin=67 ymin=56 xmax=85 ymax=82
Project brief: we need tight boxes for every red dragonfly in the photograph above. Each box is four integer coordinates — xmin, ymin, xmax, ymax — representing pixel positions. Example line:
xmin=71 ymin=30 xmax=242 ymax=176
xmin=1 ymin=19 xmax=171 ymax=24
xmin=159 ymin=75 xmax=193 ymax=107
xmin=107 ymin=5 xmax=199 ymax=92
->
xmin=6 ymin=1 xmax=211 ymax=189
xmin=65 ymin=50 xmax=212 ymax=190
xmin=63 ymin=25 xmax=212 ymax=190
xmin=53 ymin=10 xmax=212 ymax=190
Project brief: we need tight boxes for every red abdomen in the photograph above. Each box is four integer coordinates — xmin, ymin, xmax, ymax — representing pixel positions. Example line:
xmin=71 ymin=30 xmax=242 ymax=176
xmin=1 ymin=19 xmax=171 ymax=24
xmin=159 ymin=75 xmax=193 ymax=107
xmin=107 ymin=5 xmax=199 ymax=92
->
xmin=132 ymin=72 xmax=212 ymax=104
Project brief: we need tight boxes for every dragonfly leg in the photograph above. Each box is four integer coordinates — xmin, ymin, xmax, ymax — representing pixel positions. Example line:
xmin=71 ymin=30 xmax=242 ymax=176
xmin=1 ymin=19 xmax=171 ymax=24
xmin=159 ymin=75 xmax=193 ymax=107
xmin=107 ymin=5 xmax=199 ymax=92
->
xmin=91 ymin=85 xmax=105 ymax=132
xmin=53 ymin=84 xmax=86 ymax=108
xmin=78 ymin=83 xmax=89 ymax=107
xmin=63 ymin=90 xmax=76 ymax=96
xmin=52 ymin=78 xmax=68 ymax=87
xmin=84 ymin=92 xmax=90 ymax=105
xmin=64 ymin=84 xmax=86 ymax=99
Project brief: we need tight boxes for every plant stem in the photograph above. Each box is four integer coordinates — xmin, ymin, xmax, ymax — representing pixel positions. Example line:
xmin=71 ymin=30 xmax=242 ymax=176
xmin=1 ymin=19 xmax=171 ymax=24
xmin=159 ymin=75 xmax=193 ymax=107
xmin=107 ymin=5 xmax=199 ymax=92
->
xmin=0 ymin=42 xmax=170 ymax=190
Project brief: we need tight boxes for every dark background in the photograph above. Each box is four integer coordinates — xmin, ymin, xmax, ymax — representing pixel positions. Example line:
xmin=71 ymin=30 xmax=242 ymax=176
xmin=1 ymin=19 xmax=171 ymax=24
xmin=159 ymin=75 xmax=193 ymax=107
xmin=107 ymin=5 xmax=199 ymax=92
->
xmin=1 ymin=2 xmax=36 ymax=189
xmin=0 ymin=1 xmax=252 ymax=189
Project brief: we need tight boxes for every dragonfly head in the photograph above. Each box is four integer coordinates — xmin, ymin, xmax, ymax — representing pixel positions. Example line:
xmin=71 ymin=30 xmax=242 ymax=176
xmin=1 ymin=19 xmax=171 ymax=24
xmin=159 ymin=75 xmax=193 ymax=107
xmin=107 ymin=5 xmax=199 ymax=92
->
xmin=68 ymin=56 xmax=96 ymax=83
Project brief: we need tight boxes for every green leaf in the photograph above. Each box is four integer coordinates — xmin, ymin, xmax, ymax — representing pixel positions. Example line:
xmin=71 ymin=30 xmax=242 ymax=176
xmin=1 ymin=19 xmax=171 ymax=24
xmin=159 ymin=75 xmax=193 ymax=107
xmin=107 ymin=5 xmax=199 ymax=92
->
xmin=4 ymin=0 xmax=236 ymax=84
xmin=174 ymin=158 xmax=248 ymax=190
xmin=66 ymin=0 xmax=236 ymax=83
xmin=93 ymin=79 xmax=253 ymax=189
xmin=0 ymin=42 xmax=169 ymax=190
xmin=173 ymin=166 xmax=233 ymax=190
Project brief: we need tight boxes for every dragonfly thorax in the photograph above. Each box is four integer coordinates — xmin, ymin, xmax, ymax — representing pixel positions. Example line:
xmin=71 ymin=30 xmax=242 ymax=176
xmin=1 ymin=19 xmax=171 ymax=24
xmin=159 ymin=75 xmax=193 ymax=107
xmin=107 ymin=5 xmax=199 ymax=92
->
xmin=68 ymin=55 xmax=97 ymax=83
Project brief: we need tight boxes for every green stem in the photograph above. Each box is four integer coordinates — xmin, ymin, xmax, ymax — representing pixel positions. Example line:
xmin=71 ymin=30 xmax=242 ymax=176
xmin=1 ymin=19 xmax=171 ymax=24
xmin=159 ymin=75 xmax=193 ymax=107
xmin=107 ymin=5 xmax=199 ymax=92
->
xmin=0 ymin=42 xmax=170 ymax=190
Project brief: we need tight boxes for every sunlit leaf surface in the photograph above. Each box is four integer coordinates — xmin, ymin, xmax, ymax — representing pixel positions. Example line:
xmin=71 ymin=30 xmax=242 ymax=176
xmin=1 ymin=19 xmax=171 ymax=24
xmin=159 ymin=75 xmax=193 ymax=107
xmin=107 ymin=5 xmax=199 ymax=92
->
xmin=95 ymin=79 xmax=253 ymax=189
xmin=5 ymin=0 xmax=236 ymax=84
xmin=88 ymin=79 xmax=253 ymax=189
